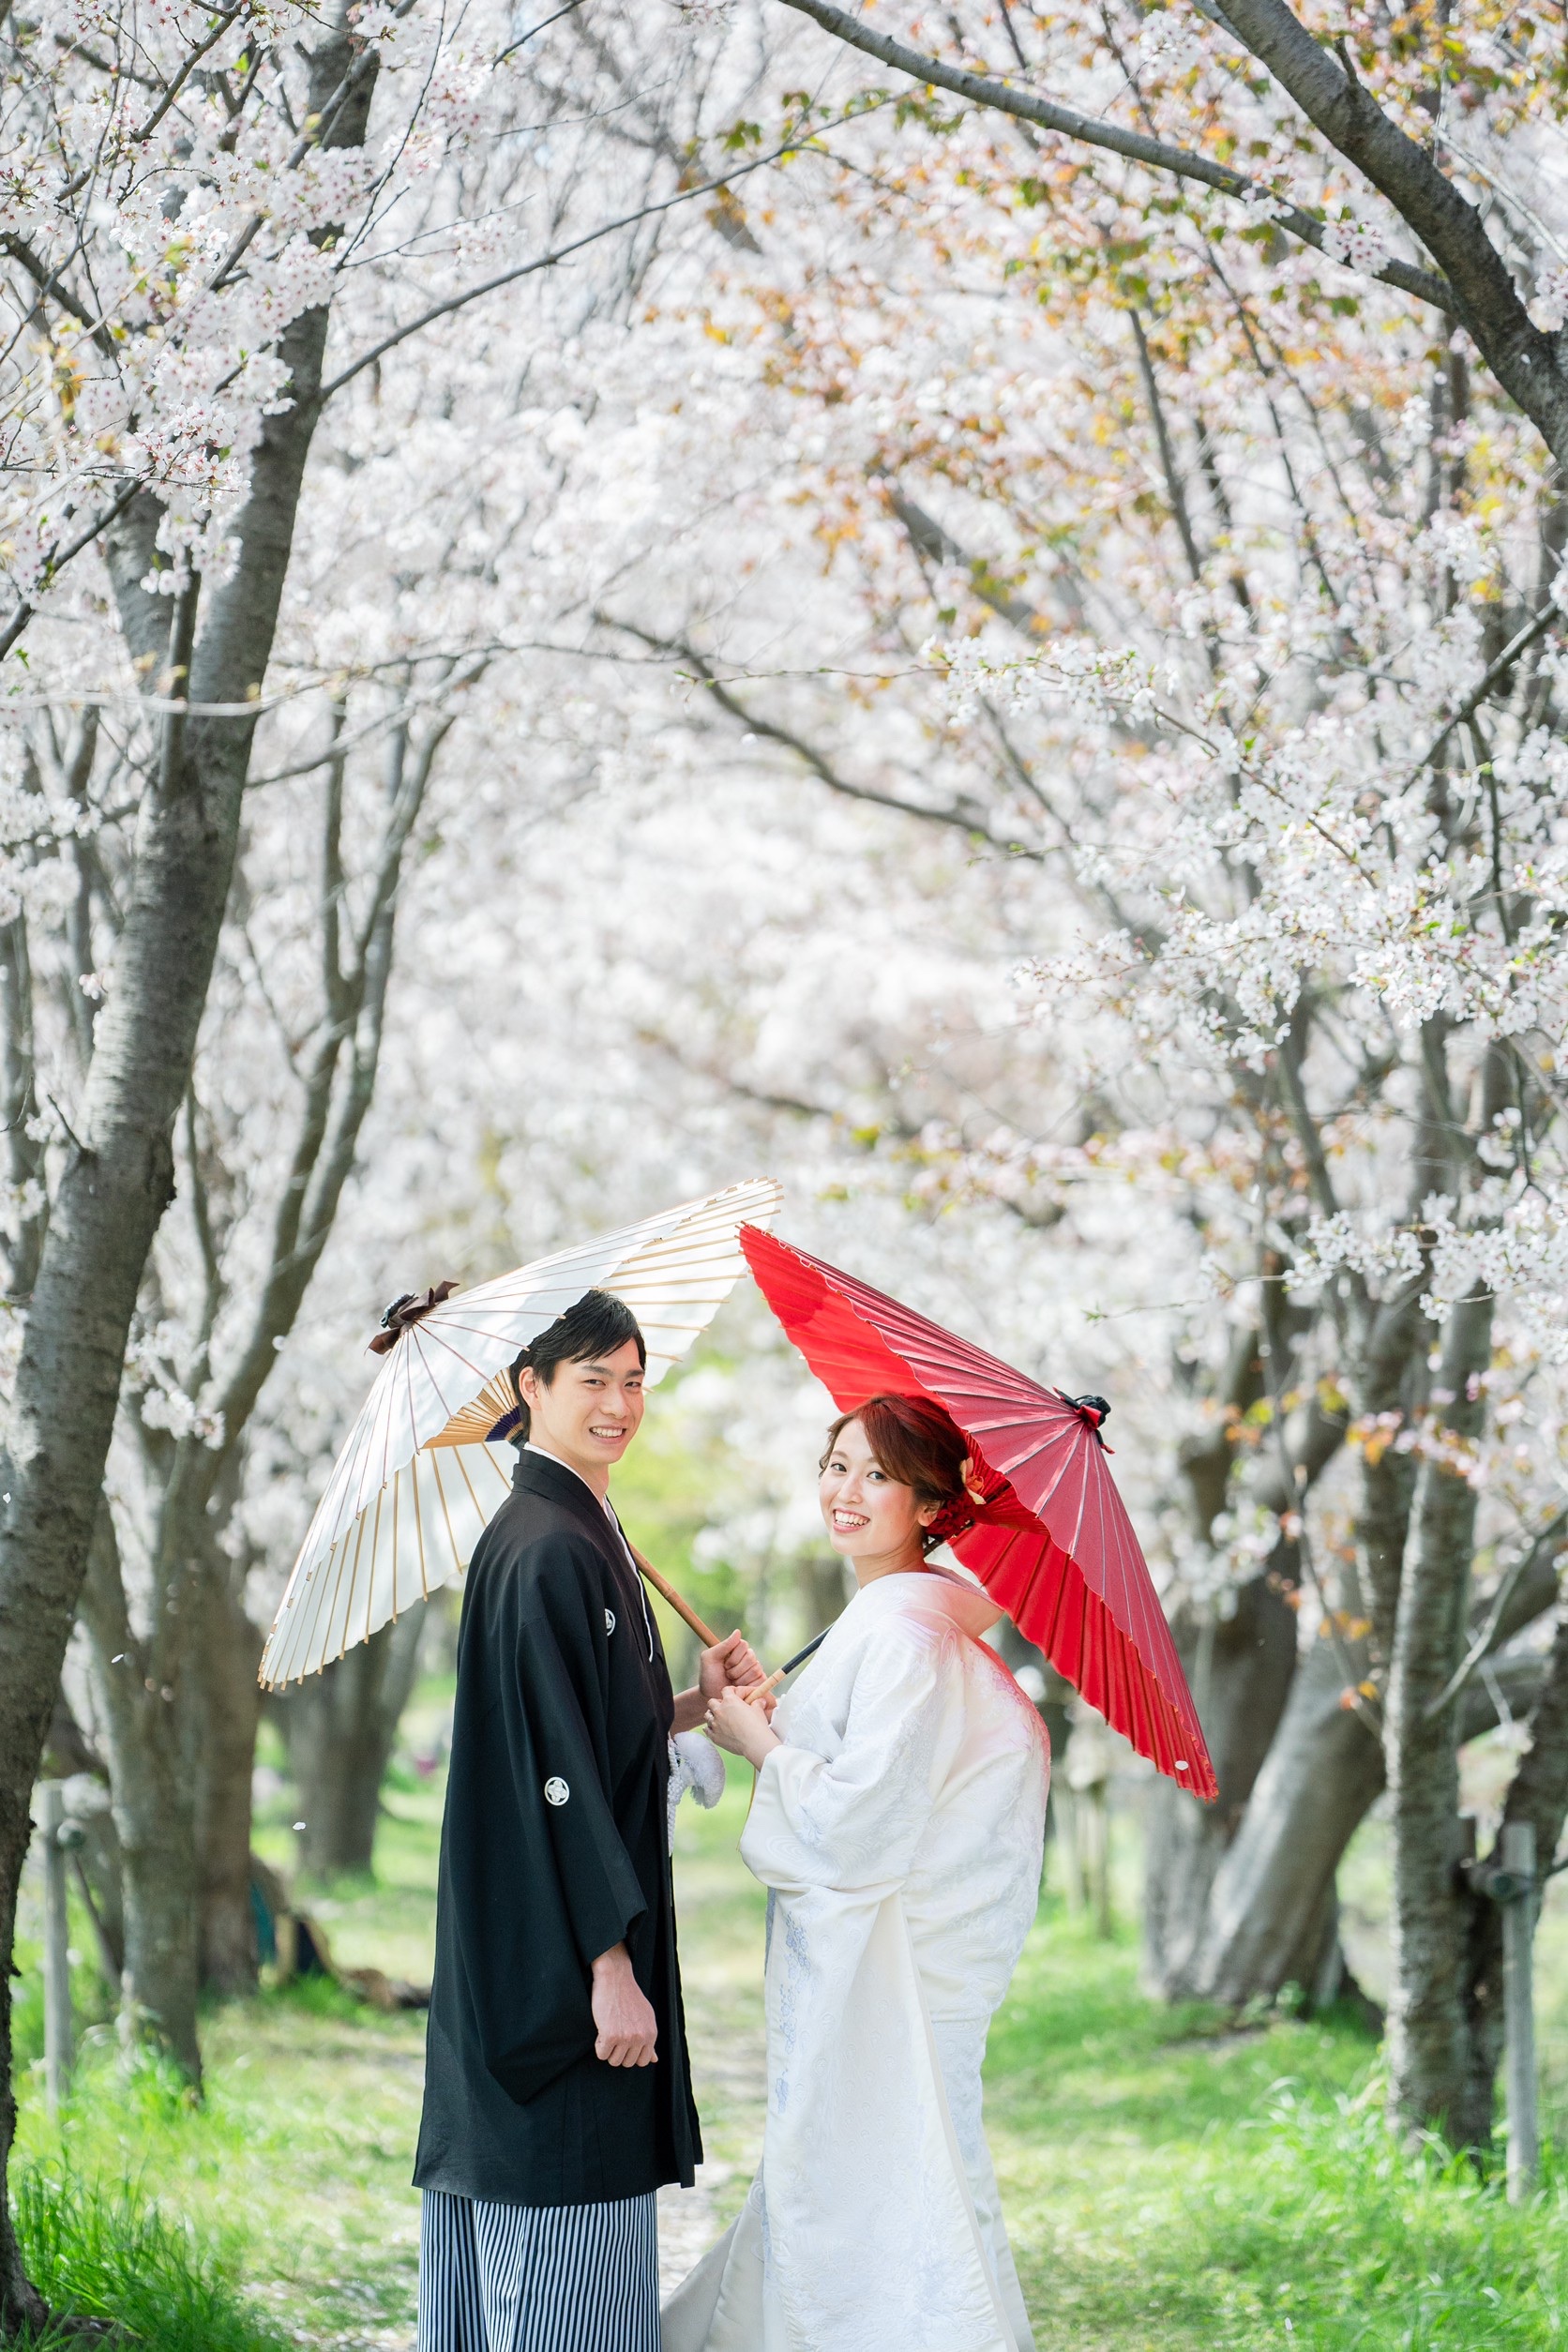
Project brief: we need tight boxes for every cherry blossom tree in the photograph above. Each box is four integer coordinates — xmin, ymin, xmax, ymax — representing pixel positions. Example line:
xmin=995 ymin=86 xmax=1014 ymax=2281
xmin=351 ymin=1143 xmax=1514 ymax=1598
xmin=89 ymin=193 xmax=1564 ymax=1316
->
xmin=4 ymin=23 xmax=1564 ymax=2344
xmin=671 ymin=0 xmax=1568 ymax=2145
xmin=436 ymin=0 xmax=1568 ymax=2153
xmin=0 ymin=0 xmax=813 ymax=2318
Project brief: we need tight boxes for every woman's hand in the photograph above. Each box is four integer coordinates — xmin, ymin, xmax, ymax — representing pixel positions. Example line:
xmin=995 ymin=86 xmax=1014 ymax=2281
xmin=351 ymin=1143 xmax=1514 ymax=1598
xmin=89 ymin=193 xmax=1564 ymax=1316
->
xmin=705 ymin=1683 xmax=782 ymax=1771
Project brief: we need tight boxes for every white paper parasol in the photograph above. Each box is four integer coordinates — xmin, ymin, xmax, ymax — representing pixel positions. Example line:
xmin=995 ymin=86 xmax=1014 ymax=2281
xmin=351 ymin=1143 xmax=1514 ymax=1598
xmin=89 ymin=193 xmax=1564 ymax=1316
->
xmin=259 ymin=1177 xmax=780 ymax=1686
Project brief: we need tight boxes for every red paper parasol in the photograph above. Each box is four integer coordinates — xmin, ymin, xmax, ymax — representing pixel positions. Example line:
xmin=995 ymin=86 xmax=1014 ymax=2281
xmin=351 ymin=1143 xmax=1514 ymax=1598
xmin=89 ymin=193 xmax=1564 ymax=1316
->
xmin=742 ymin=1226 xmax=1215 ymax=1802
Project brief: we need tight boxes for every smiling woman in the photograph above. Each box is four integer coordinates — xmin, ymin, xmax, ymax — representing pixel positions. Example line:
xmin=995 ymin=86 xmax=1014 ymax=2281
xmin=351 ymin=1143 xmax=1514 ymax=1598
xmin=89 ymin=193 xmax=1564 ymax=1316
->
xmin=676 ymin=1394 xmax=1050 ymax=2352
xmin=820 ymin=1394 xmax=973 ymax=1570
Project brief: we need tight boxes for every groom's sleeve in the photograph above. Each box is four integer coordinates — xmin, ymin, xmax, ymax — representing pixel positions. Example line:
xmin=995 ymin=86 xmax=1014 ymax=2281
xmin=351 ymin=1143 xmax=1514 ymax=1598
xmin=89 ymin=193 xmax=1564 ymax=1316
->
xmin=515 ymin=1539 xmax=650 ymax=1968
xmin=469 ymin=1533 xmax=648 ymax=2105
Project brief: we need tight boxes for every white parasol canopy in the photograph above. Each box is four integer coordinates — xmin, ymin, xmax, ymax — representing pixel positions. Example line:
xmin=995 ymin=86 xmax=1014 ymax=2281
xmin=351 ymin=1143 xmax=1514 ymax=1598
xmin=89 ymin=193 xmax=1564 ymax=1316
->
xmin=259 ymin=1177 xmax=780 ymax=1686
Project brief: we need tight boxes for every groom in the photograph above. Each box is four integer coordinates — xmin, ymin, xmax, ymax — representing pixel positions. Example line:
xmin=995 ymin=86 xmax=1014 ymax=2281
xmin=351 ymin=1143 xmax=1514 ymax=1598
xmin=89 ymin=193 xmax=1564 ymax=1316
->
xmin=413 ymin=1288 xmax=764 ymax=2351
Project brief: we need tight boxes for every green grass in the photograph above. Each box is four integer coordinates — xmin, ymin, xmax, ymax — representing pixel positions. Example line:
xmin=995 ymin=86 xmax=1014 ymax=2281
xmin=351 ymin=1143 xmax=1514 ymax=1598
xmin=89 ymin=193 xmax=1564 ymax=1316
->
xmin=989 ymin=1920 xmax=1567 ymax=2348
xmin=14 ymin=1727 xmax=1568 ymax=2347
xmin=13 ymin=1788 xmax=444 ymax=2350
xmin=11 ymin=2155 xmax=289 ymax=2351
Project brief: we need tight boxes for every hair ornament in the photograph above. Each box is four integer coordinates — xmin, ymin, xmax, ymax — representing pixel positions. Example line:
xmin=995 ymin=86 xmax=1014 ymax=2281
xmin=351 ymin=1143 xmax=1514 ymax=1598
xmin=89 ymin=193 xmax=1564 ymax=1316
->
xmin=925 ymin=1453 xmax=1030 ymax=1546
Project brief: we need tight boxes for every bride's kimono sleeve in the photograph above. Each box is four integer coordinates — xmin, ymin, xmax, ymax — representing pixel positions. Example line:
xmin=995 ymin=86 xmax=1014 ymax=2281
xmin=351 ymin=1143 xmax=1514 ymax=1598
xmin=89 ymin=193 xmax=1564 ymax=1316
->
xmin=743 ymin=1615 xmax=965 ymax=1900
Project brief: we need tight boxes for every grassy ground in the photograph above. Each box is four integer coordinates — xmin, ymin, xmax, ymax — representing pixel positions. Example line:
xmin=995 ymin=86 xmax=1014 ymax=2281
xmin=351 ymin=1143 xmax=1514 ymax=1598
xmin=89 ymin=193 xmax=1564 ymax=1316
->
xmin=13 ymin=1731 xmax=1568 ymax=2347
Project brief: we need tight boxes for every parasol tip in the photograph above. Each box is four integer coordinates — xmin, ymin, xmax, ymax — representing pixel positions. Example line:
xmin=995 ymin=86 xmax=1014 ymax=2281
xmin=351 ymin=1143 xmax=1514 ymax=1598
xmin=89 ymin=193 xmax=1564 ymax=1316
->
xmin=368 ymin=1279 xmax=459 ymax=1355
xmin=1067 ymin=1392 xmax=1112 ymax=1449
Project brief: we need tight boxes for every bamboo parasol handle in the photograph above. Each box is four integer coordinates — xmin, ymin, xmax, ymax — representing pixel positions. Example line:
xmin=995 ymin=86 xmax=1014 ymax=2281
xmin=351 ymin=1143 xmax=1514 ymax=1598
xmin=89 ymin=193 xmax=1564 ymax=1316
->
xmin=627 ymin=1542 xmax=722 ymax=1650
xmin=742 ymin=1625 xmax=828 ymax=1707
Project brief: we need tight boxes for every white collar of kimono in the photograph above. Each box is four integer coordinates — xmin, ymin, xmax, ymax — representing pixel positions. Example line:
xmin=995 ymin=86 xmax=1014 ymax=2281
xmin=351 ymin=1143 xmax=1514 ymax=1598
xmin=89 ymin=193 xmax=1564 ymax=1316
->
xmin=851 ymin=1560 xmax=1004 ymax=1642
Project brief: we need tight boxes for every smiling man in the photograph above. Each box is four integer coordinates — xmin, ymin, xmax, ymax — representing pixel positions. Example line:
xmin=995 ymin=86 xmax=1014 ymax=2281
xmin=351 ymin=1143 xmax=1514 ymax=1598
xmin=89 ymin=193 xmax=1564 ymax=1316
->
xmin=413 ymin=1289 xmax=764 ymax=2352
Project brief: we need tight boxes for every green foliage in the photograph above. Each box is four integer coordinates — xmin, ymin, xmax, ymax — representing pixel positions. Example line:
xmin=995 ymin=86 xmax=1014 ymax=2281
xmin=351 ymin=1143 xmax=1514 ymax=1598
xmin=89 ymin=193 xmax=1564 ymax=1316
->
xmin=11 ymin=1919 xmax=113 ymax=2074
xmin=989 ymin=1905 xmax=1568 ymax=2348
xmin=15 ymin=1725 xmax=1568 ymax=2347
xmin=259 ymin=1970 xmax=369 ymax=2025
xmin=9 ymin=2162 xmax=287 ymax=2350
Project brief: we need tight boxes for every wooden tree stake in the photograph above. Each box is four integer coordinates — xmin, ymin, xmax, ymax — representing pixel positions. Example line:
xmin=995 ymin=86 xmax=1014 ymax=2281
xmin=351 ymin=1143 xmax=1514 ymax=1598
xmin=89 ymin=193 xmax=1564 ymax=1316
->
xmin=38 ymin=1783 xmax=72 ymax=2117
xmin=1501 ymin=1819 xmax=1538 ymax=2204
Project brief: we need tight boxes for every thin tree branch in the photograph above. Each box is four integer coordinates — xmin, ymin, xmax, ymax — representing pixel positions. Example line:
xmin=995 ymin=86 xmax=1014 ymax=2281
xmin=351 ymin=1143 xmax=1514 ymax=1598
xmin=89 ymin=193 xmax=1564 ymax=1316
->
xmin=127 ymin=5 xmax=249 ymax=147
xmin=0 ymin=231 xmax=102 ymax=338
xmin=603 ymin=616 xmax=1046 ymax=858
xmin=496 ymin=0 xmax=590 ymax=69
xmin=1405 ymin=605 xmax=1556 ymax=784
xmin=1426 ymin=1507 xmax=1568 ymax=1719
xmin=773 ymin=0 xmax=1455 ymax=309
xmin=0 ymin=477 xmax=143 ymax=661
xmin=314 ymin=134 xmax=833 ymax=409
xmin=1128 ymin=308 xmax=1204 ymax=586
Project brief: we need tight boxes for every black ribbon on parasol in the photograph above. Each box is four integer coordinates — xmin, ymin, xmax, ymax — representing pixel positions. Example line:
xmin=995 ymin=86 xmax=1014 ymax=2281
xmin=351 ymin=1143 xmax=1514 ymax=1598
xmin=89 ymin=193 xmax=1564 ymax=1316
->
xmin=368 ymin=1280 xmax=459 ymax=1356
xmin=1067 ymin=1393 xmax=1111 ymax=1450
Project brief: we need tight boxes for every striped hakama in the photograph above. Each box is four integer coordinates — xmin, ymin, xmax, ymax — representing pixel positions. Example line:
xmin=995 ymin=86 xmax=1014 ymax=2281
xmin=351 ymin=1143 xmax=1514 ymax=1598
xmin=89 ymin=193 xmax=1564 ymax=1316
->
xmin=417 ymin=2188 xmax=660 ymax=2352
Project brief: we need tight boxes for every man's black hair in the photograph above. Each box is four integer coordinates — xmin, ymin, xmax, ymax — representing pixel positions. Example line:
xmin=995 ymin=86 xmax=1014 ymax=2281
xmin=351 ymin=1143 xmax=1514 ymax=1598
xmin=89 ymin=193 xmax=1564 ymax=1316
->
xmin=507 ymin=1289 xmax=646 ymax=1443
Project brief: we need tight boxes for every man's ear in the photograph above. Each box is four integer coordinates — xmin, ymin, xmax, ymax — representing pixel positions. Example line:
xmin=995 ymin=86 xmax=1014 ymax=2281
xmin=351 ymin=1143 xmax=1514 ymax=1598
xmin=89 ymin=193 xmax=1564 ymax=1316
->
xmin=516 ymin=1364 xmax=541 ymax=1408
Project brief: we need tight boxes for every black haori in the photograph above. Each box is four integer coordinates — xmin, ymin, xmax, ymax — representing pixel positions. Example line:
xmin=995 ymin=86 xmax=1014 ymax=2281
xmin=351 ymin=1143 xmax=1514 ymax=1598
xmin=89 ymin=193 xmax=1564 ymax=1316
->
xmin=414 ymin=1448 xmax=701 ymax=2205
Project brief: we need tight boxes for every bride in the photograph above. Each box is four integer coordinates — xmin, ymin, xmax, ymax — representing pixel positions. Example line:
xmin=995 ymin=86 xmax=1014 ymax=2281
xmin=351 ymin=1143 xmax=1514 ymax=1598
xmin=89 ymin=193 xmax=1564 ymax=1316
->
xmin=663 ymin=1394 xmax=1049 ymax=2352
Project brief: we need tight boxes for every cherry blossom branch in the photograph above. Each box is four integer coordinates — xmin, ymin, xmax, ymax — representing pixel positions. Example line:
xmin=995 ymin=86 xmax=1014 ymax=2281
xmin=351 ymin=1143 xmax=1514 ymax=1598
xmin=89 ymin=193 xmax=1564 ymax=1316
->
xmin=313 ymin=132 xmax=831 ymax=407
xmin=0 ymin=477 xmax=143 ymax=660
xmin=207 ymin=43 xmax=380 ymax=294
xmin=1405 ymin=605 xmax=1557 ymax=785
xmin=126 ymin=2 xmax=249 ymax=146
xmin=0 ymin=230 xmax=111 ymax=353
xmin=1205 ymin=0 xmax=1566 ymax=459
xmin=773 ymin=0 xmax=1455 ymax=311
xmin=604 ymin=617 xmax=1047 ymax=859
xmin=1124 ymin=697 xmax=1376 ymax=879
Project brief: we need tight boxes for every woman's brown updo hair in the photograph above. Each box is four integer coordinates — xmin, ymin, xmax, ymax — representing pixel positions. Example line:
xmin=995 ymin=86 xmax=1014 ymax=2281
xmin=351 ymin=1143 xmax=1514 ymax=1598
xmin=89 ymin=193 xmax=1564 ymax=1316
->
xmin=821 ymin=1394 xmax=972 ymax=1555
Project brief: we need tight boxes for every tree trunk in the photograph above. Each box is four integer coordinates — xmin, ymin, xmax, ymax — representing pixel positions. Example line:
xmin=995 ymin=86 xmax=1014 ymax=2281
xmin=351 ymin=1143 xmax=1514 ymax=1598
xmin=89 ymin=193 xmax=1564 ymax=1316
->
xmin=280 ymin=1608 xmax=426 ymax=1877
xmin=1383 ymin=1289 xmax=1492 ymax=2139
xmin=1186 ymin=1631 xmax=1385 ymax=2002
xmin=0 ymin=15 xmax=378 ymax=2316
xmin=40 ymin=1689 xmax=124 ymax=1984
xmin=1144 ymin=1568 xmax=1300 ymax=1994
xmin=192 ymin=1563 xmax=264 ymax=1995
xmin=79 ymin=1512 xmax=202 ymax=2079
xmin=1144 ymin=1354 xmax=1348 ymax=2000
xmin=1163 ymin=1527 xmax=1555 ymax=2013
xmin=106 ymin=1714 xmax=202 ymax=2080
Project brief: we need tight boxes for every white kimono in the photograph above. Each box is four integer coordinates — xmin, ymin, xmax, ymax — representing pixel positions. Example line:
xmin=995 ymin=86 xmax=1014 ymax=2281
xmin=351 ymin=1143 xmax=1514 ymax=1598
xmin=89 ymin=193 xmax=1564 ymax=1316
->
xmin=665 ymin=1566 xmax=1048 ymax=2352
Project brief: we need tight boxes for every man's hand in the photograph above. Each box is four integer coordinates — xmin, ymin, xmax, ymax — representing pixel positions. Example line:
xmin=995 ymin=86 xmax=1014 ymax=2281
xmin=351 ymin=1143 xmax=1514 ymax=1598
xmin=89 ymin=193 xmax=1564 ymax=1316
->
xmin=591 ymin=1943 xmax=658 ymax=2068
xmin=671 ymin=1631 xmax=774 ymax=1732
xmin=699 ymin=1629 xmax=765 ymax=1702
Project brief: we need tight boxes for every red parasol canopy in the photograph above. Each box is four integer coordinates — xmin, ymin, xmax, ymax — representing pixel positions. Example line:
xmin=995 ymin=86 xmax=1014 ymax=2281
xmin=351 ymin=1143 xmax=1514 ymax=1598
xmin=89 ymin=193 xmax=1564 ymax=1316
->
xmin=742 ymin=1226 xmax=1216 ymax=1802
